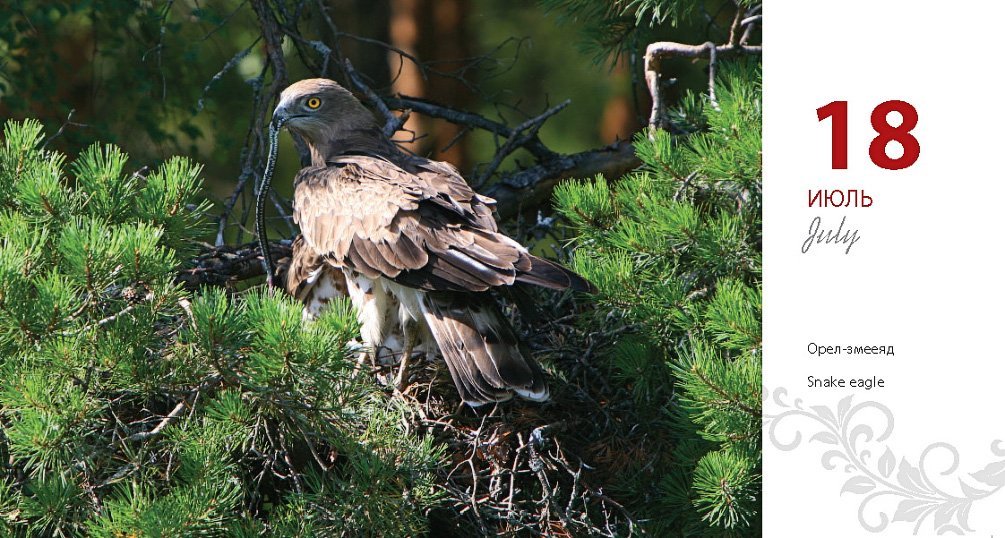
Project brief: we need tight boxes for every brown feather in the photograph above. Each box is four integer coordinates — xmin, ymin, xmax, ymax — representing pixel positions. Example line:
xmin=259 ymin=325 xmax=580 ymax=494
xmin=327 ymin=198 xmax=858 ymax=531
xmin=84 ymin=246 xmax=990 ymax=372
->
xmin=516 ymin=255 xmax=596 ymax=293
xmin=419 ymin=293 xmax=545 ymax=406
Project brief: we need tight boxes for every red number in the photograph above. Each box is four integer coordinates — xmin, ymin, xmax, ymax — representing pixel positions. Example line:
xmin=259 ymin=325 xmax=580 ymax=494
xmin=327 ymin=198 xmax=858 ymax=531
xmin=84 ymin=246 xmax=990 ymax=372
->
xmin=817 ymin=101 xmax=848 ymax=169
xmin=818 ymin=100 xmax=920 ymax=171
xmin=869 ymin=100 xmax=920 ymax=170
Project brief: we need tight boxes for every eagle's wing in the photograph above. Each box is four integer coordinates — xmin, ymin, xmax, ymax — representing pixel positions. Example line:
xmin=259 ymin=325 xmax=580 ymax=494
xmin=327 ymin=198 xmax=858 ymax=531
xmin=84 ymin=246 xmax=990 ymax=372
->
xmin=409 ymin=157 xmax=499 ymax=232
xmin=293 ymin=155 xmax=591 ymax=293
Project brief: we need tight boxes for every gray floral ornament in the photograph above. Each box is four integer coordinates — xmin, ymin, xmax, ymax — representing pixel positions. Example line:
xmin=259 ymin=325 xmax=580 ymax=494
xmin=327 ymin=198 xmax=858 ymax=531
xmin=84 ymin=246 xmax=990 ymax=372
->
xmin=764 ymin=388 xmax=1005 ymax=535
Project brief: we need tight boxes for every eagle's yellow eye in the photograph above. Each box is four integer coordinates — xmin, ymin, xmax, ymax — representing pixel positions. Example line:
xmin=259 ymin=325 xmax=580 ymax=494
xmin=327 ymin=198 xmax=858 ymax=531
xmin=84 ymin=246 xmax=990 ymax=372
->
xmin=306 ymin=97 xmax=322 ymax=109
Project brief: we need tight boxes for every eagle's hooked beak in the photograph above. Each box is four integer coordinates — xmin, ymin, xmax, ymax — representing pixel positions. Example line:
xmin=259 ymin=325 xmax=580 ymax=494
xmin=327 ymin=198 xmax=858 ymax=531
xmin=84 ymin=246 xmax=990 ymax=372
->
xmin=271 ymin=97 xmax=312 ymax=130
xmin=270 ymin=106 xmax=290 ymax=131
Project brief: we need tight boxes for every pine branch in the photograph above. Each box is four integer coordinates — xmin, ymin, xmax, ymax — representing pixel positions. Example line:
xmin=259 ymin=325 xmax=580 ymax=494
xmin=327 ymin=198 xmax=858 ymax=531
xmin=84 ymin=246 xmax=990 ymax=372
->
xmin=690 ymin=366 xmax=760 ymax=418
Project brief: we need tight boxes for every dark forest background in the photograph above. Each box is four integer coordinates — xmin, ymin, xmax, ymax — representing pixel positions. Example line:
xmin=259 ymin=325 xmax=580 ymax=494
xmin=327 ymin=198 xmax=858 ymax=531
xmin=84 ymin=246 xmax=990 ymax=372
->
xmin=1 ymin=0 xmax=717 ymax=225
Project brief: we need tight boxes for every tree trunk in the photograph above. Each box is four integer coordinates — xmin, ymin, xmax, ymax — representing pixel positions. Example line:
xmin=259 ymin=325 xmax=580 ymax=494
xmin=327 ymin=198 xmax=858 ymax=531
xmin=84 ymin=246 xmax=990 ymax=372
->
xmin=418 ymin=0 xmax=472 ymax=170
xmin=388 ymin=0 xmax=427 ymax=153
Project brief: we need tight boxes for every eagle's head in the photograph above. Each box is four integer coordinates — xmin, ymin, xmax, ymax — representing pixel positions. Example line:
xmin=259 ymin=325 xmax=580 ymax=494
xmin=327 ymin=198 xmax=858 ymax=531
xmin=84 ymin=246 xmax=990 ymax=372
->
xmin=271 ymin=78 xmax=376 ymax=146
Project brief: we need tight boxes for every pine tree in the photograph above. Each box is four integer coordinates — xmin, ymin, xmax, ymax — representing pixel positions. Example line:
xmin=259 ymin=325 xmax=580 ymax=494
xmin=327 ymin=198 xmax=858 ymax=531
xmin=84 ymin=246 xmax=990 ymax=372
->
xmin=0 ymin=119 xmax=444 ymax=536
xmin=553 ymin=61 xmax=762 ymax=535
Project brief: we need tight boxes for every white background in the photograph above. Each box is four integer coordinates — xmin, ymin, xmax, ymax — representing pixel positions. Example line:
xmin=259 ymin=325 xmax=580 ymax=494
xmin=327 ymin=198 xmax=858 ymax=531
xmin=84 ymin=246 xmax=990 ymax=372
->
xmin=764 ymin=2 xmax=1005 ymax=536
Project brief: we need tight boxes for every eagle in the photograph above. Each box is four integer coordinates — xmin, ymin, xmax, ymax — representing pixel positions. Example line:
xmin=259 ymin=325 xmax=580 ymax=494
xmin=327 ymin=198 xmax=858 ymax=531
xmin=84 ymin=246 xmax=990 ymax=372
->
xmin=260 ymin=78 xmax=592 ymax=407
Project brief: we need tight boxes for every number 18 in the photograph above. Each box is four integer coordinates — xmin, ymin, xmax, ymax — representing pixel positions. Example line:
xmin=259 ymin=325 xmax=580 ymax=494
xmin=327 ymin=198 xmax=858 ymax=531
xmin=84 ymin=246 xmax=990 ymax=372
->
xmin=817 ymin=100 xmax=920 ymax=171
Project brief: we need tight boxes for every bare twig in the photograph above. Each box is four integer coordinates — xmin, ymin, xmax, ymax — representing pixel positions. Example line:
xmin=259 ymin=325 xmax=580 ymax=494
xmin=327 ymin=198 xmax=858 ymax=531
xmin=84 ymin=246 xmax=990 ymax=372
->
xmin=474 ymin=99 xmax=570 ymax=187
xmin=740 ymin=5 xmax=763 ymax=49
xmin=60 ymin=305 xmax=136 ymax=336
xmin=268 ymin=188 xmax=297 ymax=236
xmin=707 ymin=42 xmax=720 ymax=112
xmin=344 ymin=59 xmax=408 ymax=138
xmin=727 ymin=6 xmax=745 ymax=47
xmin=41 ymin=109 xmax=87 ymax=149
xmin=197 ymin=38 xmax=260 ymax=112
xmin=215 ymin=181 xmax=247 ymax=246
xmin=95 ymin=374 xmax=223 ymax=488
xmin=126 ymin=375 xmax=223 ymax=442
xmin=386 ymin=95 xmax=557 ymax=161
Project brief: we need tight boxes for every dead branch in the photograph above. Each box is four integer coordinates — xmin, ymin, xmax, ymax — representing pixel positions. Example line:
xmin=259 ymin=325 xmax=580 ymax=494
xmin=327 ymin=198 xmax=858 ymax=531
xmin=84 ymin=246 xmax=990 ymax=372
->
xmin=215 ymin=0 xmax=307 ymax=247
xmin=644 ymin=41 xmax=762 ymax=131
xmin=740 ymin=4 xmax=763 ymax=46
xmin=176 ymin=240 xmax=293 ymax=289
xmin=344 ymin=58 xmax=409 ymax=138
xmin=383 ymin=95 xmax=635 ymax=218
xmin=198 ymin=39 xmax=260 ymax=112
xmin=484 ymin=140 xmax=640 ymax=221
xmin=93 ymin=374 xmax=224 ymax=488
xmin=126 ymin=375 xmax=223 ymax=442
xmin=386 ymin=95 xmax=557 ymax=161
xmin=41 ymin=108 xmax=87 ymax=150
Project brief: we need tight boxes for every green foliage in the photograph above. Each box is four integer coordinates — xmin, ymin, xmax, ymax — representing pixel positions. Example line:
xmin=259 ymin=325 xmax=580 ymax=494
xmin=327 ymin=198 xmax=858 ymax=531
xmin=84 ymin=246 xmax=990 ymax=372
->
xmin=554 ymin=61 xmax=762 ymax=535
xmin=0 ymin=120 xmax=444 ymax=536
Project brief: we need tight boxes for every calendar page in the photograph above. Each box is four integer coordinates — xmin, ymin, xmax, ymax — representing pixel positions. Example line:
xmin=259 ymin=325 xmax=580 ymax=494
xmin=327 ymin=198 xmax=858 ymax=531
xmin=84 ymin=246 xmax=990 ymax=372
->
xmin=764 ymin=2 xmax=1005 ymax=536
xmin=16 ymin=1 xmax=1005 ymax=536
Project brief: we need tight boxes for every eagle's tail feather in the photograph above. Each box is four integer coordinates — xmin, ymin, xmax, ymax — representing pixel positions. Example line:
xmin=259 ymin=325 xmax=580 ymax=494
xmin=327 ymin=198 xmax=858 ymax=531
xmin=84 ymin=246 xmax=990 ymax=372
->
xmin=517 ymin=254 xmax=595 ymax=293
xmin=419 ymin=293 xmax=548 ymax=406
